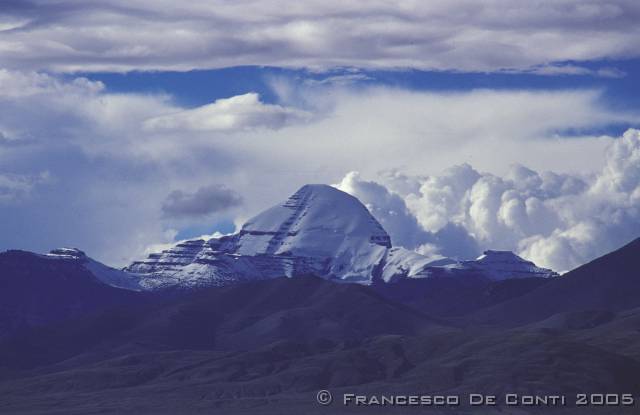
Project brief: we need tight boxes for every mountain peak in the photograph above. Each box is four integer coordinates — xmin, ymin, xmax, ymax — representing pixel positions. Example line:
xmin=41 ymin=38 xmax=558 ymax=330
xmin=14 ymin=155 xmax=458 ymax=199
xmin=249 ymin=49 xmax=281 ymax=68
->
xmin=296 ymin=183 xmax=341 ymax=193
xmin=238 ymin=184 xmax=391 ymax=257
xmin=465 ymin=250 xmax=558 ymax=280
xmin=477 ymin=250 xmax=529 ymax=262
xmin=46 ymin=247 xmax=87 ymax=259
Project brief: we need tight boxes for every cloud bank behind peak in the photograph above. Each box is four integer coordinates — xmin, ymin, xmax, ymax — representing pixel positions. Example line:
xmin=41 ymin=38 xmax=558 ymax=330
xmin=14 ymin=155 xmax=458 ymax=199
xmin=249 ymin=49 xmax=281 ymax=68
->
xmin=337 ymin=129 xmax=640 ymax=272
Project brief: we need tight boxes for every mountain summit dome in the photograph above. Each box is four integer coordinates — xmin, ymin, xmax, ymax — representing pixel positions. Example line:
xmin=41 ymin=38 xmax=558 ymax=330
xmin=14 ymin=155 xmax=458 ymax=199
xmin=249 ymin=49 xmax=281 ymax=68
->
xmin=236 ymin=184 xmax=391 ymax=256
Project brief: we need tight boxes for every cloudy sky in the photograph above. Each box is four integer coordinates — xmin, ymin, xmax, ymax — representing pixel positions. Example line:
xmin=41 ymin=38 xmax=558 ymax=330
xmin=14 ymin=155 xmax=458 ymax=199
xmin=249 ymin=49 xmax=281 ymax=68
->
xmin=1 ymin=0 xmax=640 ymax=271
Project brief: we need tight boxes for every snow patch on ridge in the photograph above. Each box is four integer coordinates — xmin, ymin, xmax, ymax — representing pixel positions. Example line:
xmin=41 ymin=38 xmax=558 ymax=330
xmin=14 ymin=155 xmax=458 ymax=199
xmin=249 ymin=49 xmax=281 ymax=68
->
xmin=46 ymin=247 xmax=143 ymax=291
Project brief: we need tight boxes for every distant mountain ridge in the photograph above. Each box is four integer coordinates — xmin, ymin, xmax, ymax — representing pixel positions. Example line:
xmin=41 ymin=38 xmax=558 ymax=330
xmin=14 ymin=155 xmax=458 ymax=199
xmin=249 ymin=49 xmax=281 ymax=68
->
xmin=471 ymin=237 xmax=640 ymax=326
xmin=46 ymin=247 xmax=143 ymax=291
xmin=124 ymin=184 xmax=557 ymax=289
xmin=0 ymin=250 xmax=141 ymax=339
xmin=0 ymin=184 xmax=557 ymax=293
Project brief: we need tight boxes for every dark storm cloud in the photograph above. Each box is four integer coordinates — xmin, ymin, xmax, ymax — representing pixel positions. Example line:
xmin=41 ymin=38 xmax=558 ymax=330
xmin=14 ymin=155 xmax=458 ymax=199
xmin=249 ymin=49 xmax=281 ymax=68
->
xmin=162 ymin=184 xmax=243 ymax=219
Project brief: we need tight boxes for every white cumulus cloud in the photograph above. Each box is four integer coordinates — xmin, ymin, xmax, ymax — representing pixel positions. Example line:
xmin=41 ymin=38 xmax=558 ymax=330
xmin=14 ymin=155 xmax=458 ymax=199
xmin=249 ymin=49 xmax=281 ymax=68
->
xmin=144 ymin=93 xmax=310 ymax=132
xmin=334 ymin=171 xmax=430 ymax=249
xmin=337 ymin=129 xmax=640 ymax=272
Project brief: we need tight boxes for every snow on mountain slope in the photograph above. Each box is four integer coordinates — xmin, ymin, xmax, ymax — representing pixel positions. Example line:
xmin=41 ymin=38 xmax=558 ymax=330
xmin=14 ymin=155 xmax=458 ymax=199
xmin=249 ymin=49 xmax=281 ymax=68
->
xmin=379 ymin=247 xmax=437 ymax=282
xmin=460 ymin=250 xmax=558 ymax=280
xmin=46 ymin=248 xmax=143 ymax=291
xmin=381 ymin=248 xmax=557 ymax=282
xmin=126 ymin=184 xmax=557 ymax=290
xmin=235 ymin=185 xmax=391 ymax=279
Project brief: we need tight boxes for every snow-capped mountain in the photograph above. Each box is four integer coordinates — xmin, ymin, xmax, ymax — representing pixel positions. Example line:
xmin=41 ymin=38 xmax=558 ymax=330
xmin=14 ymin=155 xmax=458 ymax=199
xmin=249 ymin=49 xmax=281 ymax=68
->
xmin=125 ymin=184 xmax=557 ymax=289
xmin=461 ymin=250 xmax=559 ymax=279
xmin=379 ymin=248 xmax=557 ymax=282
xmin=126 ymin=185 xmax=392 ymax=288
xmin=46 ymin=247 xmax=144 ymax=291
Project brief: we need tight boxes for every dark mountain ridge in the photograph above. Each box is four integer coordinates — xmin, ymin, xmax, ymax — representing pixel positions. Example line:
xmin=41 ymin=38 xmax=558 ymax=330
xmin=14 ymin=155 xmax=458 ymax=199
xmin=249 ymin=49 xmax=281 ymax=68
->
xmin=471 ymin=237 xmax=640 ymax=326
xmin=1 ymin=231 xmax=640 ymax=414
xmin=0 ymin=250 xmax=143 ymax=339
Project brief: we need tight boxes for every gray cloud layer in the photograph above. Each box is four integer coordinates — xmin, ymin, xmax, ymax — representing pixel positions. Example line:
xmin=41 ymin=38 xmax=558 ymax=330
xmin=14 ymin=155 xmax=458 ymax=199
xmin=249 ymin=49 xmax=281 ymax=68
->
xmin=1 ymin=1 xmax=639 ymax=72
xmin=162 ymin=184 xmax=242 ymax=219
